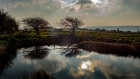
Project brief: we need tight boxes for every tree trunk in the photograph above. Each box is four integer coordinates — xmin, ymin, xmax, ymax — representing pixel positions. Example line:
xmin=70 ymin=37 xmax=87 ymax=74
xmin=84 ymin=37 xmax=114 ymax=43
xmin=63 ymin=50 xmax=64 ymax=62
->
xmin=71 ymin=28 xmax=75 ymax=36
xmin=35 ymin=28 xmax=40 ymax=35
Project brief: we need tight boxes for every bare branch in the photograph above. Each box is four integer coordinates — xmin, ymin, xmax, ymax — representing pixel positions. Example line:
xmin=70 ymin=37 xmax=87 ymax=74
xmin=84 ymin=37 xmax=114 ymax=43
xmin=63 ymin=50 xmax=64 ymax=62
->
xmin=58 ymin=16 xmax=84 ymax=36
xmin=22 ymin=16 xmax=49 ymax=35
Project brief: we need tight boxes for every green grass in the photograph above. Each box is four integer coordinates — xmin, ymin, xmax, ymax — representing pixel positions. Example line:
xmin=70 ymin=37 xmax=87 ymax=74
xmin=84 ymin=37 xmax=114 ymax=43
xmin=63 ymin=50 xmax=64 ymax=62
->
xmin=0 ymin=29 xmax=140 ymax=59
xmin=0 ymin=29 xmax=140 ymax=48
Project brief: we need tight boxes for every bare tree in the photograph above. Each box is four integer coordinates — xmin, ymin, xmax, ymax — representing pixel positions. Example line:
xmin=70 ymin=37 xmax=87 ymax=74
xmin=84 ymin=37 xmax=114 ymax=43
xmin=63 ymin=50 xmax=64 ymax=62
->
xmin=22 ymin=16 xmax=49 ymax=35
xmin=59 ymin=16 xmax=84 ymax=36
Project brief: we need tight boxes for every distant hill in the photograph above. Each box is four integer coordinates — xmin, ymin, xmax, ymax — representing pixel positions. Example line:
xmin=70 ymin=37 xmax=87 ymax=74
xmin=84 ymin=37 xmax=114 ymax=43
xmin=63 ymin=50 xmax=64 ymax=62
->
xmin=85 ymin=26 xmax=140 ymax=32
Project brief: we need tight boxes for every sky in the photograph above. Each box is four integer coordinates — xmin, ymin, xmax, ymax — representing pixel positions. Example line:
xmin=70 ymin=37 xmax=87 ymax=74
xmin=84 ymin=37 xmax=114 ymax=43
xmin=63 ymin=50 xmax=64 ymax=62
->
xmin=0 ymin=0 xmax=140 ymax=27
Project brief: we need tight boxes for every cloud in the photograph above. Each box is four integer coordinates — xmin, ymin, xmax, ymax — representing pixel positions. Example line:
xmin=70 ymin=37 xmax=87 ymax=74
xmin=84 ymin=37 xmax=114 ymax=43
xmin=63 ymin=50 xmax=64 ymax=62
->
xmin=2 ymin=0 xmax=61 ymax=20
xmin=69 ymin=67 xmax=85 ymax=78
xmin=110 ymin=55 xmax=118 ymax=61
xmin=76 ymin=0 xmax=95 ymax=9
xmin=69 ymin=59 xmax=140 ymax=79
xmin=69 ymin=60 xmax=112 ymax=78
xmin=77 ymin=0 xmax=93 ymax=4
xmin=76 ymin=53 xmax=95 ymax=59
xmin=33 ymin=55 xmax=67 ymax=73
xmin=134 ymin=59 xmax=140 ymax=68
xmin=60 ymin=0 xmax=95 ymax=11
xmin=6 ymin=1 xmax=32 ymax=8
xmin=60 ymin=0 xmax=120 ymax=16
xmin=1 ymin=0 xmax=140 ymax=26
xmin=121 ymin=0 xmax=140 ymax=12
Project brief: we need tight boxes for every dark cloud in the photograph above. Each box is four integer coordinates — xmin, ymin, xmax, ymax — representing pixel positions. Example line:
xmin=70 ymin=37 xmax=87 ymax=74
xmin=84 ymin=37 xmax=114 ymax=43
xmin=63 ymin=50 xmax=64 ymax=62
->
xmin=62 ymin=0 xmax=77 ymax=3
xmin=1 ymin=0 xmax=140 ymax=26
xmin=69 ymin=8 xmax=75 ymax=11
xmin=0 ymin=0 xmax=31 ymax=4
xmin=76 ymin=0 xmax=93 ymax=5
xmin=75 ymin=0 xmax=95 ymax=10
xmin=121 ymin=0 xmax=140 ymax=11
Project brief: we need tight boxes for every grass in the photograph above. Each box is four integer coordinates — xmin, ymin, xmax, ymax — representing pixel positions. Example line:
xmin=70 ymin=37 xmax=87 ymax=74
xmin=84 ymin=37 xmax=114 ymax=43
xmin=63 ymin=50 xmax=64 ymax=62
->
xmin=11 ymin=30 xmax=140 ymax=41
xmin=0 ymin=29 xmax=140 ymax=50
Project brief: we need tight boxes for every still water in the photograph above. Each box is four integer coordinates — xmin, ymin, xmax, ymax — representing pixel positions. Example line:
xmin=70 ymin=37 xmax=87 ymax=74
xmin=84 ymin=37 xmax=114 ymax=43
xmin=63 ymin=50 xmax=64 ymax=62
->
xmin=0 ymin=45 xmax=140 ymax=79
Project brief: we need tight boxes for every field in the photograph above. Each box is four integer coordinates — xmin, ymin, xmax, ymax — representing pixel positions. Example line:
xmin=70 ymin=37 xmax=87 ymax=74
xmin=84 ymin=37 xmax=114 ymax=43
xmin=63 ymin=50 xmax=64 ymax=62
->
xmin=0 ymin=29 xmax=140 ymax=45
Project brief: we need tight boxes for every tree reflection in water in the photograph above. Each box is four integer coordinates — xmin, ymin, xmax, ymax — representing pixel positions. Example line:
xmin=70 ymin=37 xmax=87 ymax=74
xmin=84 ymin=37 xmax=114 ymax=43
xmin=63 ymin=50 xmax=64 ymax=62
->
xmin=0 ymin=48 xmax=17 ymax=76
xmin=24 ymin=46 xmax=49 ymax=60
xmin=61 ymin=44 xmax=81 ymax=57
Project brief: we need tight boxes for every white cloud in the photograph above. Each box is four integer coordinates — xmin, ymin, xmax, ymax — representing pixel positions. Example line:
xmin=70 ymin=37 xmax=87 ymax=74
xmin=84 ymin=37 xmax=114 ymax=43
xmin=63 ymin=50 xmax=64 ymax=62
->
xmin=134 ymin=59 xmax=140 ymax=68
xmin=33 ymin=57 xmax=67 ymax=73
xmin=1 ymin=0 xmax=140 ymax=26
xmin=32 ymin=49 xmax=68 ymax=73
xmin=69 ymin=59 xmax=139 ymax=79
xmin=76 ymin=53 xmax=95 ymax=59
xmin=32 ymin=0 xmax=48 ymax=5
xmin=5 ymin=1 xmax=31 ymax=9
xmin=59 ymin=0 xmax=120 ymax=17
xmin=69 ymin=60 xmax=113 ymax=78
xmin=110 ymin=55 xmax=118 ymax=61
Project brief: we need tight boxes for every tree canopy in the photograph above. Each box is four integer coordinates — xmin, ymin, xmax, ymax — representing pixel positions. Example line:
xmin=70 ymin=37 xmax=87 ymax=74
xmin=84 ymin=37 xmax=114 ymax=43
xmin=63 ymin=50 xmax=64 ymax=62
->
xmin=0 ymin=9 xmax=18 ymax=33
xmin=59 ymin=16 xmax=84 ymax=36
xmin=23 ymin=16 xmax=49 ymax=35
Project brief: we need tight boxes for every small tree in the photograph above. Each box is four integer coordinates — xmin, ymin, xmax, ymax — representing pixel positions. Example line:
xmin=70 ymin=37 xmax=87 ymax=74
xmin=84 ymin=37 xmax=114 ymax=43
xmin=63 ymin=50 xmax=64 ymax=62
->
xmin=59 ymin=16 xmax=84 ymax=36
xmin=23 ymin=17 xmax=49 ymax=35
xmin=0 ymin=9 xmax=18 ymax=33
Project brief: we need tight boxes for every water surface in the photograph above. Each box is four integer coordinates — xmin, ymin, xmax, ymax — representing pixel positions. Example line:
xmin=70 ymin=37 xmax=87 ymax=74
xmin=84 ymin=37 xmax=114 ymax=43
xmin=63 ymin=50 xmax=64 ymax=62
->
xmin=0 ymin=45 xmax=140 ymax=79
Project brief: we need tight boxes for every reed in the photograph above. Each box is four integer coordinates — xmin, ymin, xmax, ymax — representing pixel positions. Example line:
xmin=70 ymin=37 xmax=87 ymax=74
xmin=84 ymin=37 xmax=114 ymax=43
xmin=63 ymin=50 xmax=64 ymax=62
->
xmin=77 ymin=41 xmax=140 ymax=57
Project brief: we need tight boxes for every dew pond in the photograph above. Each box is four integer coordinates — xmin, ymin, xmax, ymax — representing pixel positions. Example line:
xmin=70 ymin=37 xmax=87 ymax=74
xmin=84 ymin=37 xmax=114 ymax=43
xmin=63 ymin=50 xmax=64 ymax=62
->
xmin=0 ymin=45 xmax=140 ymax=79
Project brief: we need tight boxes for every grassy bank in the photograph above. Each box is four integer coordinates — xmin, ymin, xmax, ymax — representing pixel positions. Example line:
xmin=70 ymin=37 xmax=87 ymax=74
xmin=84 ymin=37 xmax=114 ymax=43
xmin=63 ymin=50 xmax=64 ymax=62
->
xmin=77 ymin=41 xmax=140 ymax=58
xmin=0 ymin=29 xmax=140 ymax=53
xmin=1 ymin=29 xmax=140 ymax=46
xmin=0 ymin=45 xmax=6 ymax=55
xmin=8 ymin=35 xmax=81 ymax=48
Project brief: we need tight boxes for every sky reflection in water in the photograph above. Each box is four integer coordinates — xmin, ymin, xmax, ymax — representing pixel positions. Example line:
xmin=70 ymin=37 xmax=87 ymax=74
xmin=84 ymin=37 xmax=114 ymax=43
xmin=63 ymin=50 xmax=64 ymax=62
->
xmin=0 ymin=45 xmax=140 ymax=79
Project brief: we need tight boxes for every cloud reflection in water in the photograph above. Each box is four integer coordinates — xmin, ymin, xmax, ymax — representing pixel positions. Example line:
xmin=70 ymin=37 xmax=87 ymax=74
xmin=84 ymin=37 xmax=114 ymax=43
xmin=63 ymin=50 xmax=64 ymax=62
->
xmin=1 ymin=45 xmax=140 ymax=79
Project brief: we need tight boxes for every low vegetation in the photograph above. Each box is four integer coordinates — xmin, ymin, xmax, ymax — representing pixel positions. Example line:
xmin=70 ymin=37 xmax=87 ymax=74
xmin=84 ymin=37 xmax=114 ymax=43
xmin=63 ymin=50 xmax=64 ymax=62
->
xmin=77 ymin=41 xmax=140 ymax=58
xmin=0 ymin=8 xmax=140 ymax=58
xmin=0 ymin=45 xmax=6 ymax=55
xmin=0 ymin=9 xmax=18 ymax=34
